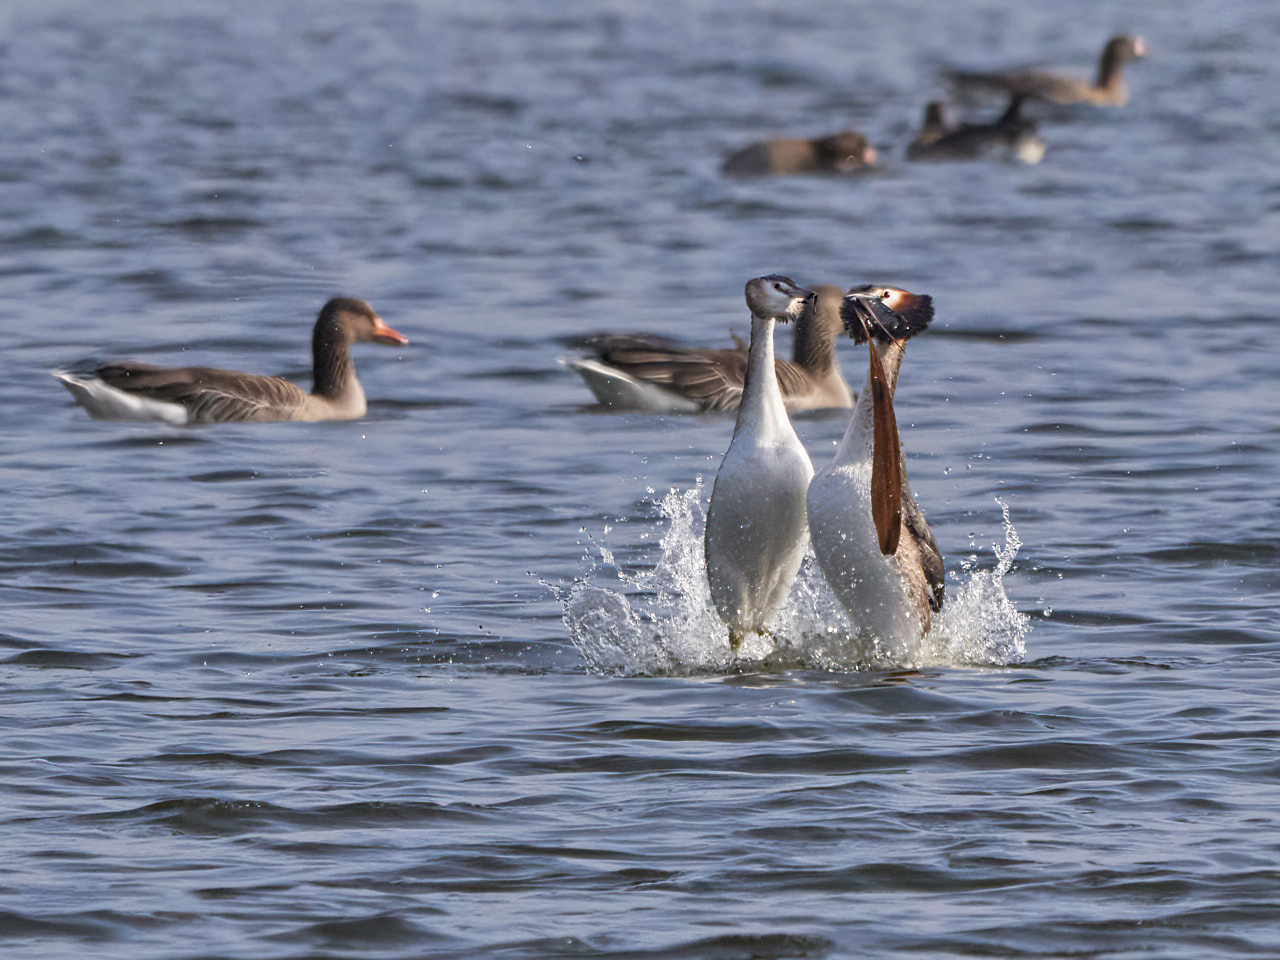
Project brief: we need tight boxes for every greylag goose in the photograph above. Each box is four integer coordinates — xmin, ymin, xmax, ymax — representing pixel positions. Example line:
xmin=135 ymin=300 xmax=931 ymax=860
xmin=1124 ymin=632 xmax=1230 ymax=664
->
xmin=564 ymin=285 xmax=853 ymax=413
xmin=54 ymin=297 xmax=407 ymax=424
xmin=722 ymin=131 xmax=877 ymax=177
xmin=807 ymin=285 xmax=943 ymax=644
xmin=704 ymin=275 xmax=816 ymax=652
xmin=946 ymin=34 xmax=1146 ymax=107
xmin=907 ymin=96 xmax=1045 ymax=164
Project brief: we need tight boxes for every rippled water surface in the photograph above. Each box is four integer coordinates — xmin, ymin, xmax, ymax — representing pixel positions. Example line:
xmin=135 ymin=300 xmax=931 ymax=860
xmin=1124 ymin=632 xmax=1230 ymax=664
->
xmin=3 ymin=0 xmax=1279 ymax=957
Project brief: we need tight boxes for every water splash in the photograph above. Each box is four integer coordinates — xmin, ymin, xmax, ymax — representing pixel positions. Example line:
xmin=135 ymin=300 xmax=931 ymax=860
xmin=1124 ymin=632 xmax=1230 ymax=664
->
xmin=557 ymin=488 xmax=1030 ymax=677
xmin=925 ymin=498 xmax=1031 ymax=667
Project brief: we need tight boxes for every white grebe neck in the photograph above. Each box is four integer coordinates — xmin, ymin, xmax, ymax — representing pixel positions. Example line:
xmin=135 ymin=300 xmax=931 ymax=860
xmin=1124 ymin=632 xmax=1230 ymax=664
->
xmin=734 ymin=313 xmax=791 ymax=444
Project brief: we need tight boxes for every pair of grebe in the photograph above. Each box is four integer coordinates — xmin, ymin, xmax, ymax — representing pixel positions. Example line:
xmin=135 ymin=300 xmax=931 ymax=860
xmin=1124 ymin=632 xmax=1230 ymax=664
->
xmin=703 ymin=276 xmax=941 ymax=652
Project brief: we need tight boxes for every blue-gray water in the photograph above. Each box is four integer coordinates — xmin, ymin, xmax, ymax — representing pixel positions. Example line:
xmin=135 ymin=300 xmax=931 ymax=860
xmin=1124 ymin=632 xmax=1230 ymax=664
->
xmin=3 ymin=0 xmax=1279 ymax=957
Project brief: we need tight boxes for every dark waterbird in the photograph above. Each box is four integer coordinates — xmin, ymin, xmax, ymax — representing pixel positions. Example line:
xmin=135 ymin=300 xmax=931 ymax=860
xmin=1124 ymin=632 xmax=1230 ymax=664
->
xmin=722 ymin=131 xmax=878 ymax=177
xmin=907 ymin=96 xmax=1046 ymax=164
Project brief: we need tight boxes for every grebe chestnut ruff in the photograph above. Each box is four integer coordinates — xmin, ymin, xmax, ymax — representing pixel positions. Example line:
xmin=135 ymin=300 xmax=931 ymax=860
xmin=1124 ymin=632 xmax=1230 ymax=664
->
xmin=54 ymin=298 xmax=407 ymax=425
xmin=564 ymin=285 xmax=853 ymax=413
xmin=806 ymin=285 xmax=943 ymax=646
xmin=704 ymin=275 xmax=816 ymax=651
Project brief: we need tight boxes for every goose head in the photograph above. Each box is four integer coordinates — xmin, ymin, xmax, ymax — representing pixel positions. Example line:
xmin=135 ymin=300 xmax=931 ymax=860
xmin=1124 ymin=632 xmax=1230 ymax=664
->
xmin=841 ymin=285 xmax=934 ymax=343
xmin=745 ymin=275 xmax=815 ymax=324
xmin=1097 ymin=35 xmax=1146 ymax=91
xmin=318 ymin=297 xmax=409 ymax=347
xmin=1105 ymin=34 xmax=1146 ymax=66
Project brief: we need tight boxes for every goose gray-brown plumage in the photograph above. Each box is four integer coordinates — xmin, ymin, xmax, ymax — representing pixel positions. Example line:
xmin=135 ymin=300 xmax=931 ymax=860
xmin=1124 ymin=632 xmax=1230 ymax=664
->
xmin=946 ymin=34 xmax=1146 ymax=107
xmin=806 ymin=285 xmax=943 ymax=645
xmin=564 ymin=285 xmax=853 ymax=413
xmin=704 ymin=275 xmax=816 ymax=652
xmin=722 ymin=131 xmax=877 ymax=177
xmin=907 ymin=96 xmax=1046 ymax=164
xmin=54 ymin=297 xmax=407 ymax=425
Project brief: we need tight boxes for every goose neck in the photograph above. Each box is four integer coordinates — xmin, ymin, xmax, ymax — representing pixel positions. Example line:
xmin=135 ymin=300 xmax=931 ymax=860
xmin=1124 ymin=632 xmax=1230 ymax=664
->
xmin=312 ymin=322 xmax=357 ymax=400
xmin=1098 ymin=48 xmax=1125 ymax=89
xmin=792 ymin=301 xmax=836 ymax=375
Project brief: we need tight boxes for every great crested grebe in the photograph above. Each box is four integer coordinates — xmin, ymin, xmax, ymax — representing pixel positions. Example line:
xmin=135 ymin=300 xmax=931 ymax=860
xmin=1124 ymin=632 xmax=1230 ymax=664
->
xmin=807 ymin=285 xmax=943 ymax=644
xmin=705 ymin=275 xmax=816 ymax=651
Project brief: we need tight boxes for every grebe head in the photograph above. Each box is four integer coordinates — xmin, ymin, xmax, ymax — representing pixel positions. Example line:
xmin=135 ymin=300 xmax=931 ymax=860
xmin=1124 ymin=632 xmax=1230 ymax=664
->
xmin=745 ymin=275 xmax=816 ymax=324
xmin=841 ymin=285 xmax=934 ymax=343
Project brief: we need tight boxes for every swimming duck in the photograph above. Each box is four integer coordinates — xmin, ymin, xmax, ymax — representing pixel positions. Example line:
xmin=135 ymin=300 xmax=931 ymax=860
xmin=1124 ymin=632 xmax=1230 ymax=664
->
xmin=946 ymin=34 xmax=1146 ymax=107
xmin=806 ymin=285 xmax=943 ymax=645
xmin=54 ymin=297 xmax=407 ymax=424
xmin=705 ymin=275 xmax=816 ymax=651
xmin=907 ymin=96 xmax=1046 ymax=164
xmin=722 ymin=131 xmax=877 ymax=177
xmin=564 ymin=285 xmax=853 ymax=413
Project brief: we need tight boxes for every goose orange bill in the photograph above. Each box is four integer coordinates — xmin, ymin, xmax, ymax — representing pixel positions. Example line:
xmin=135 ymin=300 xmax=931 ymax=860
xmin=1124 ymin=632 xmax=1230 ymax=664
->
xmin=372 ymin=317 xmax=409 ymax=345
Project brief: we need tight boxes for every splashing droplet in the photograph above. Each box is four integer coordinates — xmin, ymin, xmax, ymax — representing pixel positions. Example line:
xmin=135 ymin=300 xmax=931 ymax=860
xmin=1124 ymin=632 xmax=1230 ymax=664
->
xmin=556 ymin=490 xmax=1030 ymax=676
